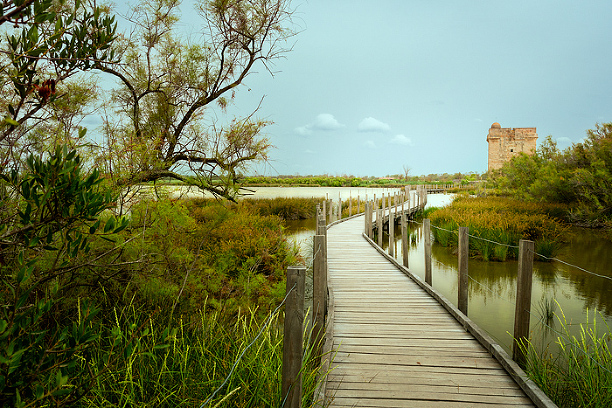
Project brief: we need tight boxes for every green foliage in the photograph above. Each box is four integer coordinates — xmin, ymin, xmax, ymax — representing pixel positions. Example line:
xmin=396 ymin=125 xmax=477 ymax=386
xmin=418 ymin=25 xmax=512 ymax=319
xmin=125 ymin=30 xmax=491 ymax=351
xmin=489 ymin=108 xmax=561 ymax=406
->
xmin=238 ymin=197 xmax=324 ymax=220
xmin=428 ymin=196 xmax=567 ymax=261
xmin=1 ymin=0 xmax=117 ymax=148
xmin=0 ymin=147 xmax=126 ymax=407
xmin=491 ymin=123 xmax=612 ymax=225
xmin=93 ymin=198 xmax=301 ymax=317
xmin=523 ymin=309 xmax=612 ymax=408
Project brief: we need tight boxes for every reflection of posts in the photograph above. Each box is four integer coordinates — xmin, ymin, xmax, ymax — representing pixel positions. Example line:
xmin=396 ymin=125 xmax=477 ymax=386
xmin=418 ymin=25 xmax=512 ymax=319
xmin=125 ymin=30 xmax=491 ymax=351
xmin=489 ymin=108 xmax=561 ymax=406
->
xmin=513 ymin=240 xmax=535 ymax=367
xmin=401 ymin=213 xmax=409 ymax=268
xmin=282 ymin=266 xmax=305 ymax=408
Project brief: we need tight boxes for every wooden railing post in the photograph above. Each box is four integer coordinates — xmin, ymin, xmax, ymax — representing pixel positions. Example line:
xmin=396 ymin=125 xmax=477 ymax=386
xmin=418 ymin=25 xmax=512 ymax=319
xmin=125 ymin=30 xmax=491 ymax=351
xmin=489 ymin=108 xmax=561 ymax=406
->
xmin=322 ymin=200 xmax=327 ymax=225
xmin=424 ymin=218 xmax=432 ymax=286
xmin=313 ymin=234 xmax=327 ymax=357
xmin=368 ymin=202 xmax=374 ymax=238
xmin=401 ymin=213 xmax=409 ymax=268
xmin=513 ymin=239 xmax=535 ymax=367
xmin=388 ymin=203 xmax=395 ymax=256
xmin=282 ymin=266 xmax=305 ymax=408
xmin=377 ymin=208 xmax=383 ymax=247
xmin=458 ymin=227 xmax=469 ymax=315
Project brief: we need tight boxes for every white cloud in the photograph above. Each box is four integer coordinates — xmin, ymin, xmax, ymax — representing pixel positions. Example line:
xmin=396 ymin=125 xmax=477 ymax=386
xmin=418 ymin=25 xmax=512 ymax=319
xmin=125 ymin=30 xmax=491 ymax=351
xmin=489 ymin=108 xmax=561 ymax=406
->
xmin=295 ymin=113 xmax=345 ymax=135
xmin=358 ymin=117 xmax=391 ymax=132
xmin=390 ymin=134 xmax=413 ymax=146
xmin=364 ymin=140 xmax=377 ymax=149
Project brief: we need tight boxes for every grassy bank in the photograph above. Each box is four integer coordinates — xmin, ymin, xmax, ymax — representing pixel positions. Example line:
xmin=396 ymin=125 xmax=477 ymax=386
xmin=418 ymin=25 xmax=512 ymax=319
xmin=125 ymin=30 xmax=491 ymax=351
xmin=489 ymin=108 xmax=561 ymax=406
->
xmin=427 ymin=195 xmax=569 ymax=261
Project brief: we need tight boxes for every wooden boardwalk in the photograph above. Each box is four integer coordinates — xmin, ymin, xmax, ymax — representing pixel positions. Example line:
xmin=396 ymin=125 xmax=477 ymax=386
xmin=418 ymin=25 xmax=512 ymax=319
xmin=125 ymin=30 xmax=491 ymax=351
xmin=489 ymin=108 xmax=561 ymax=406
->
xmin=324 ymin=215 xmax=540 ymax=407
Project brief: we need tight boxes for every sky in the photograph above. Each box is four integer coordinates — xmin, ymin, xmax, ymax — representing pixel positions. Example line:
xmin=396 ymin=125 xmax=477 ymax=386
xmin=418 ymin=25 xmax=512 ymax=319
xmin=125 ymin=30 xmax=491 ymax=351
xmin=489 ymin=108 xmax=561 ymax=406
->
xmin=113 ymin=0 xmax=612 ymax=177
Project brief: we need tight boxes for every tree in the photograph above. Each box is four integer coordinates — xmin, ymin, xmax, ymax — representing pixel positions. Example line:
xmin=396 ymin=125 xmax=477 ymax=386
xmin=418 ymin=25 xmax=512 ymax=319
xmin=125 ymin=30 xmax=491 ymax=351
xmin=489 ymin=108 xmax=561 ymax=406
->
xmin=96 ymin=0 xmax=294 ymax=200
xmin=402 ymin=164 xmax=411 ymax=180
xmin=0 ymin=0 xmax=117 ymax=170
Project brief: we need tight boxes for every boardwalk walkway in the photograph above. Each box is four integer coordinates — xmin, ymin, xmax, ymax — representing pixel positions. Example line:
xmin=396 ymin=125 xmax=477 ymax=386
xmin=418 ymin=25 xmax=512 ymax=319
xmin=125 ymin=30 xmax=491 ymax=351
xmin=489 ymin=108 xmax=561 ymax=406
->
xmin=325 ymin=215 xmax=538 ymax=407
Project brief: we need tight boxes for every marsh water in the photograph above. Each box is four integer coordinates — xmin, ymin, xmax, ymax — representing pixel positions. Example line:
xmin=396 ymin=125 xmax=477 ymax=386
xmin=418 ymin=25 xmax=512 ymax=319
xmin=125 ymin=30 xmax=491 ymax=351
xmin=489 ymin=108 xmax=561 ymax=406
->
xmin=248 ymin=187 xmax=612 ymax=355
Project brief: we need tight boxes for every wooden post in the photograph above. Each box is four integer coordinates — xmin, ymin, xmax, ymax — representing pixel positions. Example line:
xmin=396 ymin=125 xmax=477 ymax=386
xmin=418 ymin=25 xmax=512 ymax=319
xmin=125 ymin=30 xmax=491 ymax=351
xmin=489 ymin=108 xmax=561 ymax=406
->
xmin=513 ymin=239 xmax=535 ymax=367
xmin=328 ymin=199 xmax=333 ymax=221
xmin=424 ymin=218 xmax=432 ymax=286
xmin=401 ymin=212 xmax=409 ymax=268
xmin=338 ymin=196 xmax=342 ymax=219
xmin=349 ymin=195 xmax=352 ymax=217
xmin=313 ymin=235 xmax=327 ymax=357
xmin=357 ymin=195 xmax=360 ymax=214
xmin=368 ymin=201 xmax=374 ymax=238
xmin=282 ymin=266 xmax=305 ymax=408
xmin=364 ymin=202 xmax=369 ymax=234
xmin=322 ymin=200 xmax=327 ymax=225
xmin=377 ymin=208 xmax=383 ymax=247
xmin=458 ymin=227 xmax=469 ymax=315
xmin=316 ymin=206 xmax=326 ymax=236
xmin=388 ymin=203 xmax=394 ymax=256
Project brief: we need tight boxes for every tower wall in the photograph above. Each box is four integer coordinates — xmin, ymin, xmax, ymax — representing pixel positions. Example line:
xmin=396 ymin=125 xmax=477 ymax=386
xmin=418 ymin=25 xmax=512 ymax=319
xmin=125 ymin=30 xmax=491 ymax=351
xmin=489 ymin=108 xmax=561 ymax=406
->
xmin=487 ymin=123 xmax=537 ymax=171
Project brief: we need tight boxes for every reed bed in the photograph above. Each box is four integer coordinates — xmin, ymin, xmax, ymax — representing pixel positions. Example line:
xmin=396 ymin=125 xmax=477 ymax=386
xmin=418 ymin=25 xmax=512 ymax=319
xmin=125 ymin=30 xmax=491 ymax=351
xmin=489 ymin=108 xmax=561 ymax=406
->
xmin=78 ymin=302 xmax=326 ymax=407
xmin=523 ymin=308 xmax=612 ymax=408
xmin=428 ymin=196 xmax=568 ymax=261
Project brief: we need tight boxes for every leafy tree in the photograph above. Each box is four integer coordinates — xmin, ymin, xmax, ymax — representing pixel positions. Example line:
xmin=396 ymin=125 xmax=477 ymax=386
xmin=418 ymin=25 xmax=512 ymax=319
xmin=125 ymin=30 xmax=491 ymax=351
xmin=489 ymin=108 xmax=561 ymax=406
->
xmin=0 ymin=0 xmax=117 ymax=169
xmin=96 ymin=0 xmax=292 ymax=198
xmin=96 ymin=0 xmax=294 ymax=200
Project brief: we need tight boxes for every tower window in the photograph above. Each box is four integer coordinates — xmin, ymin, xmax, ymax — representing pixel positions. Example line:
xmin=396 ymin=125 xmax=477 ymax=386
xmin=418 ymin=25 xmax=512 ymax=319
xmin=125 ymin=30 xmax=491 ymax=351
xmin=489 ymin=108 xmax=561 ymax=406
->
xmin=510 ymin=149 xmax=514 ymax=152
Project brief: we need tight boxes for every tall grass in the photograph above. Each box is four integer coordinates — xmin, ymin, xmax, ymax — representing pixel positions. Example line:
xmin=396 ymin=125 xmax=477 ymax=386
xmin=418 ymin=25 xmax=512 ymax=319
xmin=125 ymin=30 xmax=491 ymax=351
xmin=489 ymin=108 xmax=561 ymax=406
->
xmin=78 ymin=301 xmax=327 ymax=407
xmin=523 ymin=309 xmax=612 ymax=408
xmin=428 ymin=196 xmax=568 ymax=261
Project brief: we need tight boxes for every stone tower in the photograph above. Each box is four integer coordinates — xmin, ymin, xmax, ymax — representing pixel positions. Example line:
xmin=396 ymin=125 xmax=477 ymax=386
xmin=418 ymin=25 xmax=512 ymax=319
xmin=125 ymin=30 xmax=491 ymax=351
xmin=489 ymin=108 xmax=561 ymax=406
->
xmin=487 ymin=123 xmax=537 ymax=171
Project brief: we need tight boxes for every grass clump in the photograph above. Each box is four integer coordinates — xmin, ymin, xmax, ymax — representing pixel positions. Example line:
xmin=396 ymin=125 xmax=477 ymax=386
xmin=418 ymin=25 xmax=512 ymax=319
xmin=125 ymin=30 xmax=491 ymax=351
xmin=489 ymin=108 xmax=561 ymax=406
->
xmin=77 ymin=301 xmax=325 ymax=407
xmin=523 ymin=309 xmax=612 ymax=408
xmin=428 ymin=195 xmax=568 ymax=261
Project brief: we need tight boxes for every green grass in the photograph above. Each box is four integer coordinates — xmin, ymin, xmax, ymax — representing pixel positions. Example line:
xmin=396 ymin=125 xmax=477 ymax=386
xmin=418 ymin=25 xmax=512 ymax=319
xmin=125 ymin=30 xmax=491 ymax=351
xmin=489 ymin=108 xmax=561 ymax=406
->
xmin=428 ymin=196 xmax=567 ymax=261
xmin=523 ymin=308 xmax=612 ymax=408
xmin=76 ymin=301 xmax=328 ymax=407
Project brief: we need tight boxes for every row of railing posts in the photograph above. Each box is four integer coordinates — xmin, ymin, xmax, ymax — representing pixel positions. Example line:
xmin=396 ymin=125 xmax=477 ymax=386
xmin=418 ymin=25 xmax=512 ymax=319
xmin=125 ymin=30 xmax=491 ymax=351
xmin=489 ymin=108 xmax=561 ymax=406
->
xmin=363 ymin=195 xmax=536 ymax=367
xmin=445 ymin=226 xmax=535 ymax=367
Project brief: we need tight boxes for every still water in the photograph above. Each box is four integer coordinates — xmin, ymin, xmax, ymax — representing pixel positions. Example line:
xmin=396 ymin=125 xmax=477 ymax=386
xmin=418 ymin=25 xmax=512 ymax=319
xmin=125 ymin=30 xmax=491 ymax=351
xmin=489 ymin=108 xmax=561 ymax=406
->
xmin=254 ymin=187 xmax=612 ymax=355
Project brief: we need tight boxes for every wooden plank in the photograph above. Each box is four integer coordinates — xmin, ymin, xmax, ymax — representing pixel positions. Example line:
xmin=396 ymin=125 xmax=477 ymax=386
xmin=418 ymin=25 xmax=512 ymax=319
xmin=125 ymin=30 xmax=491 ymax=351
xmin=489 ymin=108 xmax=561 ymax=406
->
xmin=328 ymin=381 xmax=529 ymax=397
xmin=330 ymin=394 xmax=534 ymax=407
xmin=329 ymin=372 xmax=522 ymax=388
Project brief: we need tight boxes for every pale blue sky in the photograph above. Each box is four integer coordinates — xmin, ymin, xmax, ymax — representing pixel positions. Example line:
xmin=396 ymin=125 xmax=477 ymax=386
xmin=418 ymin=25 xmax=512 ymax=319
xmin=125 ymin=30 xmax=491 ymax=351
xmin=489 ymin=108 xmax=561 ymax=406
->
xmin=111 ymin=0 xmax=612 ymax=177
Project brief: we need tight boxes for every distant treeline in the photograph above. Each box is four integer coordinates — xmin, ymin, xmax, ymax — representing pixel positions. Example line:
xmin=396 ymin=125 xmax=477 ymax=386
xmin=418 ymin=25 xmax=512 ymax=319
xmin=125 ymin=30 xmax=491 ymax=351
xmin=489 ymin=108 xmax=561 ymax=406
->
xmin=240 ymin=173 xmax=481 ymax=187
